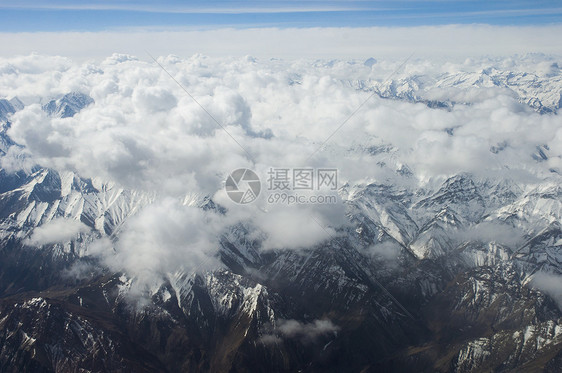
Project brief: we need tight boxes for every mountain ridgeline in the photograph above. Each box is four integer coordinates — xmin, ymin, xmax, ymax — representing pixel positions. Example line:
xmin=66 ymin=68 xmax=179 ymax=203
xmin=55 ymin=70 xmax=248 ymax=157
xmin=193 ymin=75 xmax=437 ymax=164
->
xmin=0 ymin=81 xmax=561 ymax=373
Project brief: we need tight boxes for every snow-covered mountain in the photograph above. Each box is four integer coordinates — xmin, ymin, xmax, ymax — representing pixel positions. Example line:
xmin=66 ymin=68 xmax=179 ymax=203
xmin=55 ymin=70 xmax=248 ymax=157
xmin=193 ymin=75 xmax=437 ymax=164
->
xmin=3 ymin=157 xmax=561 ymax=372
xmin=42 ymin=92 xmax=94 ymax=118
xmin=352 ymin=56 xmax=562 ymax=114
xmin=0 ymin=53 xmax=561 ymax=373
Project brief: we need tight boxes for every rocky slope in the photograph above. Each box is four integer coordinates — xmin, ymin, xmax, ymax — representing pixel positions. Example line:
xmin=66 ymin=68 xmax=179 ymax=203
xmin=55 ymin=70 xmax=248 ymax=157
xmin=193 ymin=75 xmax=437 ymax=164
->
xmin=0 ymin=81 xmax=560 ymax=373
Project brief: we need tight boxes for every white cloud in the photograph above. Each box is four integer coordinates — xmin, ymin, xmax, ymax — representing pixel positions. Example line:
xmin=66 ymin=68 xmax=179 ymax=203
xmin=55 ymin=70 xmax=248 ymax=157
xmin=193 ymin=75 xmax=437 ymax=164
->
xmin=132 ymin=86 xmax=177 ymax=113
xmin=366 ymin=241 xmax=401 ymax=261
xmin=26 ymin=218 xmax=89 ymax=246
xmin=0 ymin=26 xmax=561 ymax=62
xmin=261 ymin=319 xmax=339 ymax=344
xmin=3 ymin=56 xmax=559 ymax=173
xmin=254 ymin=207 xmax=336 ymax=250
xmin=3 ymin=52 xmax=561 ymax=216
xmin=85 ymin=198 xmax=226 ymax=294
xmin=7 ymin=52 xmax=560 ymax=196
xmin=2 ymin=51 xmax=562 ymax=295
xmin=279 ymin=319 xmax=339 ymax=338
xmin=454 ymin=222 xmax=526 ymax=247
xmin=531 ymin=272 xmax=562 ymax=310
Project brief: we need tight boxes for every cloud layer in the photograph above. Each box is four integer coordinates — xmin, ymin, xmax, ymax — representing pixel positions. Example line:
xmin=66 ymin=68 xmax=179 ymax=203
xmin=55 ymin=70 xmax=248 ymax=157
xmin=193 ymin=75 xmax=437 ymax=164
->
xmin=1 ymin=25 xmax=562 ymax=61
xmin=2 ymin=52 xmax=562 ymax=293
xmin=3 ymin=52 xmax=561 ymax=194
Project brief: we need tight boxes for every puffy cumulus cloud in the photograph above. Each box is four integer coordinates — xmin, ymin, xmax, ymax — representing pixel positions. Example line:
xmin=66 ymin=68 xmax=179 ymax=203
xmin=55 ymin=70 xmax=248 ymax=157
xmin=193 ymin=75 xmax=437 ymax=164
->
xmin=132 ymin=86 xmax=178 ymax=113
xmin=0 ymin=53 xmax=72 ymax=75
xmin=0 ymin=54 xmax=85 ymax=102
xmin=531 ymin=272 xmax=562 ymax=311
xmin=26 ymin=218 xmax=90 ymax=246
xmin=87 ymin=198 xmax=225 ymax=294
xmin=5 ymin=58 xmax=254 ymax=194
xmin=252 ymin=207 xmax=337 ymax=250
xmin=213 ymin=177 xmax=347 ymax=251
xmin=260 ymin=319 xmax=339 ymax=344
xmin=3 ymin=53 xmax=562 ymax=193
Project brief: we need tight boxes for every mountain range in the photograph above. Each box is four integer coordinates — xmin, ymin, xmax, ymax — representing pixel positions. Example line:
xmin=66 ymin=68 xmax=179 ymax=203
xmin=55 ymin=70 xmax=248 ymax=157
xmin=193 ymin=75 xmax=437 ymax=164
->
xmin=0 ymin=57 xmax=561 ymax=372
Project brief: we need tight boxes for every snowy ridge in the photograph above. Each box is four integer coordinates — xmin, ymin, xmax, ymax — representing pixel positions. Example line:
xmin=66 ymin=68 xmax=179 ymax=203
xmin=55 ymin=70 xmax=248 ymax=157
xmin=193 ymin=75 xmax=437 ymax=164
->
xmin=0 ymin=61 xmax=560 ymax=370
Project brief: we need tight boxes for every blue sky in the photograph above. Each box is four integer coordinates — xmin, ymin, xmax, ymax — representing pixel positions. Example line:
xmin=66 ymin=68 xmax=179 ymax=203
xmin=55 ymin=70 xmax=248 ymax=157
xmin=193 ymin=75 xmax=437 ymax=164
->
xmin=0 ymin=0 xmax=561 ymax=32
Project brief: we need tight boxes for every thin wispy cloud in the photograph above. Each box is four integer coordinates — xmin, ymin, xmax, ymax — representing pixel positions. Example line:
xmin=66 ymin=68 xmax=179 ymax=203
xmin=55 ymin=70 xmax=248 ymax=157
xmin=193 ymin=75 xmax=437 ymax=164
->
xmin=0 ymin=0 xmax=383 ymax=14
xmin=0 ymin=3 xmax=369 ymax=14
xmin=0 ymin=0 xmax=560 ymax=32
xmin=389 ymin=7 xmax=562 ymax=20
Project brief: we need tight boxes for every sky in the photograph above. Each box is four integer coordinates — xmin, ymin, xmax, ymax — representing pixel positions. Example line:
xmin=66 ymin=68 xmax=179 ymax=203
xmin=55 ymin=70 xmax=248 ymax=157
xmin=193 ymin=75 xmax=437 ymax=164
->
xmin=0 ymin=0 xmax=561 ymax=31
xmin=0 ymin=1 xmax=560 ymax=60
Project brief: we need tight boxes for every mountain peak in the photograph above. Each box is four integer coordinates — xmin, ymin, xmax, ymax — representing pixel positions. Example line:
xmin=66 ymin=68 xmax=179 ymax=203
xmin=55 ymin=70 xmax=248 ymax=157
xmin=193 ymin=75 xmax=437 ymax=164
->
xmin=42 ymin=92 xmax=94 ymax=118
